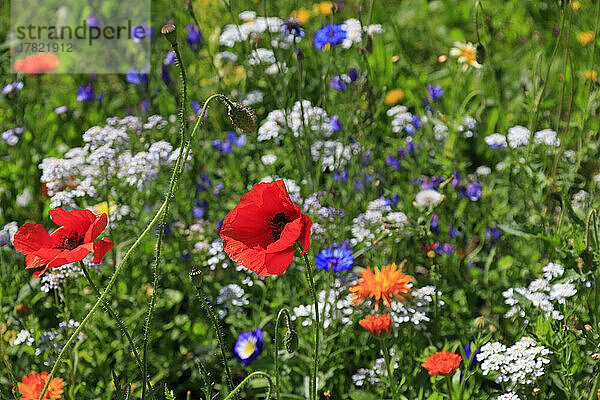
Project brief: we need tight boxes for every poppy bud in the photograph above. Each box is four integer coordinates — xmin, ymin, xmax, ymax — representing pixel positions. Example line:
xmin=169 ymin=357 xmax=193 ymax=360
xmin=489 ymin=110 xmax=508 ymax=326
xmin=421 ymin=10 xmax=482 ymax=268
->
xmin=226 ymin=101 xmax=257 ymax=134
xmin=188 ymin=267 xmax=203 ymax=289
xmin=476 ymin=43 xmax=486 ymax=64
xmin=284 ymin=330 xmax=298 ymax=353
xmin=161 ymin=24 xmax=177 ymax=46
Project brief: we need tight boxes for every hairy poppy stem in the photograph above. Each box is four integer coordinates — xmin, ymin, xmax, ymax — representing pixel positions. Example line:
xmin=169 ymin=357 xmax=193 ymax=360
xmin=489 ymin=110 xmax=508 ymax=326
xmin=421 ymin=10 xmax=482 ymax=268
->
xmin=294 ymin=242 xmax=319 ymax=400
xmin=274 ymin=308 xmax=294 ymax=400
xmin=195 ymin=290 xmax=237 ymax=397
xmin=221 ymin=371 xmax=274 ymax=400
xmin=78 ymin=261 xmax=153 ymax=396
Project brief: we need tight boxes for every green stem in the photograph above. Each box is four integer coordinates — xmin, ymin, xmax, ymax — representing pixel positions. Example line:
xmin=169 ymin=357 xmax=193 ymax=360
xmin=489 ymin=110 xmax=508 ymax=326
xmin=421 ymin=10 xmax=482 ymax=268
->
xmin=196 ymin=292 xmax=237 ymax=397
xmin=274 ymin=308 xmax=293 ymax=400
xmin=445 ymin=374 xmax=454 ymax=400
xmin=379 ymin=338 xmax=398 ymax=400
xmin=221 ymin=371 xmax=274 ymax=400
xmin=141 ymin=37 xmax=188 ymax=400
xmin=295 ymin=242 xmax=319 ymax=400
xmin=78 ymin=261 xmax=153 ymax=396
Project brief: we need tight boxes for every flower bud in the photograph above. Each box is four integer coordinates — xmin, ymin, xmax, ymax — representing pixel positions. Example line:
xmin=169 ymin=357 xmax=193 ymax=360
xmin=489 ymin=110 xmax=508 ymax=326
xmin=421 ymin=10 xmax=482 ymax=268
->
xmin=188 ymin=267 xmax=202 ymax=289
xmin=161 ymin=24 xmax=177 ymax=46
xmin=226 ymin=102 xmax=257 ymax=134
xmin=284 ymin=330 xmax=298 ymax=353
xmin=476 ymin=43 xmax=486 ymax=64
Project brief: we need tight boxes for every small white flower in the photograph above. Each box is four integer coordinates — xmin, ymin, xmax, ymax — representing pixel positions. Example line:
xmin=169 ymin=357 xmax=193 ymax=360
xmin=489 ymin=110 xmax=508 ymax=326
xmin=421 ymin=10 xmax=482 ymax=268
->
xmin=261 ymin=154 xmax=277 ymax=165
xmin=534 ymin=129 xmax=560 ymax=146
xmin=414 ymin=189 xmax=444 ymax=208
xmin=507 ymin=125 xmax=530 ymax=148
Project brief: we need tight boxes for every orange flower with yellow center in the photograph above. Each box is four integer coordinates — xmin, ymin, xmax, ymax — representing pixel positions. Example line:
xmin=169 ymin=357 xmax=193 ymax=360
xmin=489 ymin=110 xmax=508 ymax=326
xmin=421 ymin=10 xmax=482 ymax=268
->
xmin=577 ymin=31 xmax=594 ymax=46
xmin=359 ymin=314 xmax=393 ymax=335
xmin=17 ymin=372 xmax=64 ymax=400
xmin=349 ymin=263 xmax=412 ymax=310
xmin=384 ymin=89 xmax=404 ymax=105
xmin=13 ymin=53 xmax=60 ymax=74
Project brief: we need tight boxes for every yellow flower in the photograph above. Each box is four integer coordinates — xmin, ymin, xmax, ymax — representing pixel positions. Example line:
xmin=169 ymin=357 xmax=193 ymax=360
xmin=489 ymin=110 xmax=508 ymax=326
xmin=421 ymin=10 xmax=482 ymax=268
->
xmin=349 ymin=263 xmax=413 ymax=311
xmin=449 ymin=41 xmax=482 ymax=70
xmin=314 ymin=2 xmax=337 ymax=16
xmin=290 ymin=8 xmax=310 ymax=25
xmin=384 ymin=89 xmax=404 ymax=105
xmin=577 ymin=31 xmax=594 ymax=46
xmin=571 ymin=1 xmax=580 ymax=10
xmin=584 ymin=70 xmax=598 ymax=82
xmin=93 ymin=201 xmax=114 ymax=216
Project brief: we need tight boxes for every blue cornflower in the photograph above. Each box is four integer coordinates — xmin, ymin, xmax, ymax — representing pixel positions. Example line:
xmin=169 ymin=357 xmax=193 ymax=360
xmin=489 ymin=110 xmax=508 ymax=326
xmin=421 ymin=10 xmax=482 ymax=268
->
xmin=140 ymin=98 xmax=150 ymax=112
xmin=195 ymin=173 xmax=213 ymax=192
xmin=233 ymin=328 xmax=263 ymax=367
xmin=330 ymin=114 xmax=342 ymax=131
xmin=451 ymin=170 xmax=461 ymax=188
xmin=330 ymin=75 xmax=347 ymax=91
xmin=460 ymin=181 xmax=482 ymax=201
xmin=422 ymin=97 xmax=433 ymax=113
xmin=391 ymin=194 xmax=400 ymax=205
xmin=448 ymin=224 xmax=461 ymax=239
xmin=334 ymin=169 xmax=348 ymax=182
xmin=281 ymin=17 xmax=304 ymax=37
xmin=76 ymin=83 xmax=95 ymax=102
xmin=126 ymin=68 xmax=149 ymax=86
xmin=485 ymin=227 xmax=503 ymax=241
xmin=405 ymin=141 xmax=417 ymax=153
xmin=385 ymin=154 xmax=401 ymax=171
xmin=313 ymin=24 xmax=346 ymax=50
xmin=430 ymin=214 xmax=439 ymax=234
xmin=315 ymin=243 xmax=354 ymax=272
xmin=411 ymin=114 xmax=422 ymax=130
xmin=427 ymin=84 xmax=444 ymax=101
xmin=348 ymin=67 xmax=358 ymax=82
xmin=186 ymin=24 xmax=202 ymax=51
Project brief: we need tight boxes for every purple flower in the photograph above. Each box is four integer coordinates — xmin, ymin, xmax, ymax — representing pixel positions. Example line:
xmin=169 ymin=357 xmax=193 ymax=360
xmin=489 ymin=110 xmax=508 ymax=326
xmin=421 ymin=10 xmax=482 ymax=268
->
xmin=430 ymin=214 xmax=439 ymax=234
xmin=330 ymin=114 xmax=342 ymax=131
xmin=233 ymin=328 xmax=263 ymax=367
xmin=86 ymin=14 xmax=100 ymax=28
xmin=126 ymin=68 xmax=149 ymax=86
xmin=140 ymin=98 xmax=150 ymax=112
xmin=422 ymin=97 xmax=433 ymax=113
xmin=334 ymin=169 xmax=348 ymax=182
xmin=411 ymin=114 xmax=422 ymax=130
xmin=485 ymin=227 xmax=503 ymax=241
xmin=385 ymin=154 xmax=401 ymax=171
xmin=451 ymin=170 xmax=461 ymax=188
xmin=427 ymin=84 xmax=444 ymax=101
xmin=214 ymin=182 xmax=225 ymax=195
xmin=76 ymin=83 xmax=95 ymax=102
xmin=405 ymin=141 xmax=417 ymax=153
xmin=281 ymin=17 xmax=304 ymax=37
xmin=460 ymin=181 xmax=482 ymax=201
xmin=186 ymin=24 xmax=202 ymax=51
xmin=131 ymin=23 xmax=153 ymax=43
xmin=330 ymin=75 xmax=347 ymax=91
xmin=54 ymin=105 xmax=68 ymax=114
xmin=164 ymin=50 xmax=176 ymax=66
xmin=348 ymin=67 xmax=358 ymax=82
xmin=448 ymin=225 xmax=461 ymax=239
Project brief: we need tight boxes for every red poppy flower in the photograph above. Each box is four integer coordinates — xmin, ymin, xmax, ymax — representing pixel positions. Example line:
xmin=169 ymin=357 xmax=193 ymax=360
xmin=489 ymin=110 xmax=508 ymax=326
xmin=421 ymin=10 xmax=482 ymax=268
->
xmin=13 ymin=53 xmax=60 ymax=74
xmin=421 ymin=349 xmax=463 ymax=375
xmin=220 ymin=180 xmax=312 ymax=276
xmin=13 ymin=208 xmax=113 ymax=278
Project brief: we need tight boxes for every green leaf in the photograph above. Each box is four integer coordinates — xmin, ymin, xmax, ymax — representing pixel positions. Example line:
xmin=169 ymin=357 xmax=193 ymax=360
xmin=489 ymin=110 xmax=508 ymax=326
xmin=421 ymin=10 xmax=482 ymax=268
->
xmin=349 ymin=389 xmax=379 ymax=400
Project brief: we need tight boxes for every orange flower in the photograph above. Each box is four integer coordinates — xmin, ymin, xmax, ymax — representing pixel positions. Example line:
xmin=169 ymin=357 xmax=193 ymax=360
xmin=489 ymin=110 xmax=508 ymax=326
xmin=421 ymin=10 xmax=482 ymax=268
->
xmin=584 ymin=70 xmax=598 ymax=82
xmin=17 ymin=372 xmax=64 ymax=400
xmin=571 ymin=1 xmax=580 ymax=10
xmin=359 ymin=314 xmax=393 ymax=335
xmin=291 ymin=8 xmax=310 ymax=25
xmin=384 ymin=89 xmax=404 ymax=105
xmin=349 ymin=263 xmax=412 ymax=311
xmin=421 ymin=350 xmax=462 ymax=375
xmin=13 ymin=53 xmax=60 ymax=74
xmin=577 ymin=31 xmax=594 ymax=46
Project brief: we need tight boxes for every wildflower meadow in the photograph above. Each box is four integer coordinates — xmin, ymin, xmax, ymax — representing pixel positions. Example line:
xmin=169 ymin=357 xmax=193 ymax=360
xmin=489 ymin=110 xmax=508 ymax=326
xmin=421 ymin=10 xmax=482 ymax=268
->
xmin=3 ymin=0 xmax=600 ymax=399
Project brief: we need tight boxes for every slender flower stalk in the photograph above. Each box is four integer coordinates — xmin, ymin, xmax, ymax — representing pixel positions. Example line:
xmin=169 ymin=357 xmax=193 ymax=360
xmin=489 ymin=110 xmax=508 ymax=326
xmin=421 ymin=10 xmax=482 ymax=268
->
xmin=379 ymin=338 xmax=398 ymax=400
xmin=221 ymin=371 xmax=274 ymax=400
xmin=294 ymin=242 xmax=319 ymax=400
xmin=78 ymin=261 xmax=153 ymax=396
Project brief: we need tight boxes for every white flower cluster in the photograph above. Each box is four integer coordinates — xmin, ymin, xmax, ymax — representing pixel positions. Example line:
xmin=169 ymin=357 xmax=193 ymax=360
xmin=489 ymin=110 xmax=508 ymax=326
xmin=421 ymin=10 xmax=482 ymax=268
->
xmin=387 ymin=105 xmax=414 ymax=133
xmin=204 ymin=239 xmax=233 ymax=271
xmin=311 ymin=140 xmax=360 ymax=171
xmin=488 ymin=126 xmax=559 ymax=149
xmin=216 ymin=283 xmax=249 ymax=319
xmin=1 ymin=126 xmax=25 ymax=146
xmin=292 ymin=286 xmax=356 ymax=329
xmin=39 ymin=116 xmax=176 ymax=208
xmin=497 ymin=393 xmax=521 ymax=400
xmin=389 ymin=285 xmax=444 ymax=329
xmin=219 ymin=13 xmax=300 ymax=48
xmin=39 ymin=255 xmax=100 ymax=292
xmin=485 ymin=133 xmax=508 ymax=149
xmin=503 ymin=262 xmax=577 ymax=322
xmin=258 ymin=100 xmax=334 ymax=142
xmin=458 ymin=116 xmax=477 ymax=137
xmin=571 ymin=189 xmax=589 ymax=210
xmin=36 ymin=319 xmax=84 ymax=366
xmin=0 ymin=221 xmax=18 ymax=247
xmin=14 ymin=329 xmax=34 ymax=346
xmin=351 ymin=198 xmax=407 ymax=246
xmin=352 ymin=349 xmax=398 ymax=387
xmin=242 ymin=90 xmax=264 ymax=106
xmin=477 ymin=336 xmax=551 ymax=388
xmin=248 ymin=48 xmax=287 ymax=76
xmin=340 ymin=18 xmax=384 ymax=49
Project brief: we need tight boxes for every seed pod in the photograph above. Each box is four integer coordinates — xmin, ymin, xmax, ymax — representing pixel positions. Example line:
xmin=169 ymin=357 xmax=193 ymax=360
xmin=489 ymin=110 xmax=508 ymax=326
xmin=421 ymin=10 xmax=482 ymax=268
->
xmin=284 ymin=330 xmax=298 ymax=353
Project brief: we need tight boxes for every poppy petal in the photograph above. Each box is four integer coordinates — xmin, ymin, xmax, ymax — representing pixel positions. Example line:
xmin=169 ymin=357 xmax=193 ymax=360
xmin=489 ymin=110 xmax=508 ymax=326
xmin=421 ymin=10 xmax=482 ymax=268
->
xmin=222 ymin=238 xmax=268 ymax=276
xmin=49 ymin=208 xmax=95 ymax=232
xmin=265 ymin=218 xmax=302 ymax=253
xmin=264 ymin=247 xmax=295 ymax=275
xmin=92 ymin=237 xmax=113 ymax=264
xmin=297 ymin=214 xmax=313 ymax=255
xmin=46 ymin=243 xmax=95 ymax=268
xmin=13 ymin=223 xmax=54 ymax=254
xmin=85 ymin=213 xmax=108 ymax=243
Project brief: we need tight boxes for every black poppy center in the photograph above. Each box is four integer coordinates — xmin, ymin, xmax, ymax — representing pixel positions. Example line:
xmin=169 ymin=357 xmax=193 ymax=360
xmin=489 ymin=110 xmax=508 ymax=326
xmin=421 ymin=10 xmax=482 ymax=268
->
xmin=268 ymin=212 xmax=294 ymax=241
xmin=56 ymin=231 xmax=85 ymax=250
